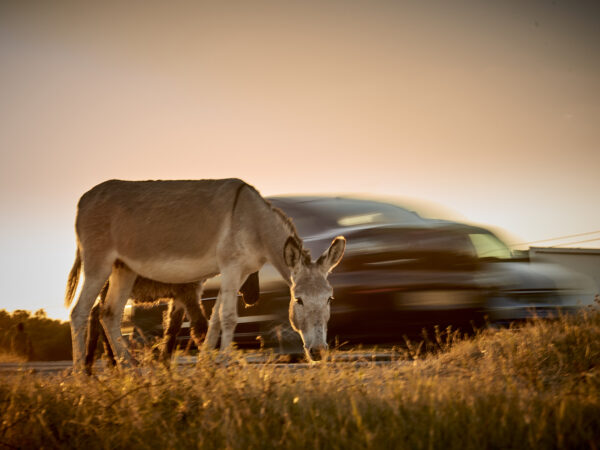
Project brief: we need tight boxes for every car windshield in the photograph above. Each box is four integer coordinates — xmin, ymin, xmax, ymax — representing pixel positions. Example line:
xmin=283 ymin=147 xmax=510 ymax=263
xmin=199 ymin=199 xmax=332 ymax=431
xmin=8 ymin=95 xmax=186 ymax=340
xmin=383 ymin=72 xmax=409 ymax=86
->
xmin=271 ymin=197 xmax=427 ymax=236
xmin=468 ymin=232 xmax=513 ymax=260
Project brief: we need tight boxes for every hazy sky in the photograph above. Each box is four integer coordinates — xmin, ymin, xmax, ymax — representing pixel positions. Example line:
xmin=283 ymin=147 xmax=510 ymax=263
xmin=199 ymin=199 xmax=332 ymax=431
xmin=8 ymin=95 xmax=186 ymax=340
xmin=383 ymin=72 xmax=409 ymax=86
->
xmin=1 ymin=1 xmax=599 ymax=320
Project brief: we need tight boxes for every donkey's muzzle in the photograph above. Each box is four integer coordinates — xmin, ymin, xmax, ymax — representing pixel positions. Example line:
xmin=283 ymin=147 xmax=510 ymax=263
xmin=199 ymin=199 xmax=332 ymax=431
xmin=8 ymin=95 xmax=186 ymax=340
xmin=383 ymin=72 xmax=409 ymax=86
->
xmin=306 ymin=345 xmax=328 ymax=362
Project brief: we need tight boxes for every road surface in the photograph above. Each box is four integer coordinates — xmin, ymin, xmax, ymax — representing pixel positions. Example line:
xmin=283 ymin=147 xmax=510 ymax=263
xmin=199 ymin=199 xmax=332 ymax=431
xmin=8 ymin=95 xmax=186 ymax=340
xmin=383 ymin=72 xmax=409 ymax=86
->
xmin=0 ymin=352 xmax=400 ymax=375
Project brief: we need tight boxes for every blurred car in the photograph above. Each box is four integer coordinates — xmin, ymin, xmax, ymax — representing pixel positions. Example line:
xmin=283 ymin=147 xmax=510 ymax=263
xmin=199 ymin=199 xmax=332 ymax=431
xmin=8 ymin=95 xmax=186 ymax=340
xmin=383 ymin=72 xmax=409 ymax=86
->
xmin=122 ymin=196 xmax=595 ymax=352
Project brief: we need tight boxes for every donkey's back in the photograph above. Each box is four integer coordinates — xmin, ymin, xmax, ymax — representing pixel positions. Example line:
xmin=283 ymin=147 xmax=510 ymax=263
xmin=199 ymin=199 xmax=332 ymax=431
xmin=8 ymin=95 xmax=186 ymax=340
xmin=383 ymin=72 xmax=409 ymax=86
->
xmin=75 ymin=178 xmax=248 ymax=283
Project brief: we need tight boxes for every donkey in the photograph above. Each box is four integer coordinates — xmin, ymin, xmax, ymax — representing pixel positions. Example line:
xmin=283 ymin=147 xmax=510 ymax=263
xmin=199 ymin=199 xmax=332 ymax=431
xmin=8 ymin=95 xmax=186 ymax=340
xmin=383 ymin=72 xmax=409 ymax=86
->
xmin=65 ymin=178 xmax=345 ymax=371
xmin=85 ymin=272 xmax=259 ymax=373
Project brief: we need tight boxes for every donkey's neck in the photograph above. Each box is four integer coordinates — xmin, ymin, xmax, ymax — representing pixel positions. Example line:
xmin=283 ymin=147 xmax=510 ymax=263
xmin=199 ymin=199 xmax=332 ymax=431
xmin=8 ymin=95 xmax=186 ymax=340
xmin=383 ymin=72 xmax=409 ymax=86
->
xmin=258 ymin=207 xmax=299 ymax=286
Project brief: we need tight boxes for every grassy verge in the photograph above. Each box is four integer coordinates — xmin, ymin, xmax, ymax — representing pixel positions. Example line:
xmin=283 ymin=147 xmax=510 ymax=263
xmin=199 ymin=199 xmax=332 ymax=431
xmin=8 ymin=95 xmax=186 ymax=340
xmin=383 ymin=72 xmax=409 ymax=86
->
xmin=1 ymin=307 xmax=599 ymax=450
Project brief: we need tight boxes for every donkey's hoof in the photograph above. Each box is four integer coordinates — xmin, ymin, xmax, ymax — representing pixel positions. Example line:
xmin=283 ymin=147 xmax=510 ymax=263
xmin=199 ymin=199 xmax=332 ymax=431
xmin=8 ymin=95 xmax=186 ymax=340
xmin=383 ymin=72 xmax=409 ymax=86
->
xmin=215 ymin=352 xmax=232 ymax=367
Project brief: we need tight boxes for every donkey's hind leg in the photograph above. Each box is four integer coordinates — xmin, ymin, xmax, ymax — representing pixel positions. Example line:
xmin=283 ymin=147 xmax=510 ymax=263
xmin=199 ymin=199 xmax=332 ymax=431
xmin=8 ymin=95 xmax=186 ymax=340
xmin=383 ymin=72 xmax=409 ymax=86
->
xmin=181 ymin=281 xmax=207 ymax=351
xmin=70 ymin=263 xmax=112 ymax=372
xmin=99 ymin=264 xmax=137 ymax=367
xmin=160 ymin=301 xmax=185 ymax=364
xmin=85 ymin=291 xmax=114 ymax=375
xmin=85 ymin=301 xmax=103 ymax=374
xmin=86 ymin=283 xmax=118 ymax=374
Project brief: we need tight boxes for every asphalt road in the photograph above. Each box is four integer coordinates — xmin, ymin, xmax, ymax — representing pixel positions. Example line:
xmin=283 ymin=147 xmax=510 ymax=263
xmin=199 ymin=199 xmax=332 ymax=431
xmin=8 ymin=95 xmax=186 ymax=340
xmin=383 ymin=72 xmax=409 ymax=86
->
xmin=0 ymin=360 xmax=75 ymax=374
xmin=0 ymin=352 xmax=400 ymax=375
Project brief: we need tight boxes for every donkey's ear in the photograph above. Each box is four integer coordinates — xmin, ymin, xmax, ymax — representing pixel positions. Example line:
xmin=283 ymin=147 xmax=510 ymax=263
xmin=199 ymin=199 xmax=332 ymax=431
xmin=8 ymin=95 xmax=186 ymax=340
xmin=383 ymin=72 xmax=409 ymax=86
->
xmin=317 ymin=236 xmax=346 ymax=274
xmin=283 ymin=237 xmax=302 ymax=269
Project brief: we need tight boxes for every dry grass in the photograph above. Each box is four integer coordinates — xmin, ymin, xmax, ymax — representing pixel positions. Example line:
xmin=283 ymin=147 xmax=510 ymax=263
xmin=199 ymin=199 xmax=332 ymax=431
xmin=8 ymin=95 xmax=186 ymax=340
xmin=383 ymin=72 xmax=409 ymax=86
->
xmin=1 ymin=307 xmax=599 ymax=449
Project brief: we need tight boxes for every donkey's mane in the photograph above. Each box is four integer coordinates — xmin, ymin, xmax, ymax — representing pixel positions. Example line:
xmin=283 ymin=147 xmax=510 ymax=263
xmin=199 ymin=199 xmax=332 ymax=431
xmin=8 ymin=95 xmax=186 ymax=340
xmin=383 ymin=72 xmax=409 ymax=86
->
xmin=243 ymin=182 xmax=312 ymax=263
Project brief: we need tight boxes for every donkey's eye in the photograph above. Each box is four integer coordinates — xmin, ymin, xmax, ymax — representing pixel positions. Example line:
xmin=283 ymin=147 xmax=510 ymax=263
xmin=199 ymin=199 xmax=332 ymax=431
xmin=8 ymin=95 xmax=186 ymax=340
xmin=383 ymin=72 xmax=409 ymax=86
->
xmin=296 ymin=298 xmax=304 ymax=306
xmin=328 ymin=296 xmax=334 ymax=304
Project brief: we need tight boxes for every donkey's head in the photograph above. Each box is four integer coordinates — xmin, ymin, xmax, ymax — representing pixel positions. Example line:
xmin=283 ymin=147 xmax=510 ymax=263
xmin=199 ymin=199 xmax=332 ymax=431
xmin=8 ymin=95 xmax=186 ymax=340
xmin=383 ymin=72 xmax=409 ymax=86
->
xmin=283 ymin=236 xmax=346 ymax=361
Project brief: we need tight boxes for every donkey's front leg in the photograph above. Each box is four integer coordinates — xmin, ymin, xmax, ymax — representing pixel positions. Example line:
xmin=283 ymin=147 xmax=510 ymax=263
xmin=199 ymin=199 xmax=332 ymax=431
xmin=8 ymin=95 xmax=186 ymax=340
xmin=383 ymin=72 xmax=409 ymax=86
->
xmin=160 ymin=301 xmax=185 ymax=364
xmin=203 ymin=295 xmax=221 ymax=350
xmin=219 ymin=290 xmax=238 ymax=350
xmin=218 ymin=274 xmax=244 ymax=350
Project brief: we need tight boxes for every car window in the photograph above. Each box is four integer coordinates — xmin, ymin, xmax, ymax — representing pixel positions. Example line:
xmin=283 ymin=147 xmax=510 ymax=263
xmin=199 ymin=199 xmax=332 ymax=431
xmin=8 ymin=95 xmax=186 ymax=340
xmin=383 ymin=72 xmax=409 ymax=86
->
xmin=334 ymin=201 xmax=425 ymax=227
xmin=468 ymin=233 xmax=513 ymax=259
xmin=273 ymin=198 xmax=426 ymax=236
xmin=338 ymin=212 xmax=385 ymax=227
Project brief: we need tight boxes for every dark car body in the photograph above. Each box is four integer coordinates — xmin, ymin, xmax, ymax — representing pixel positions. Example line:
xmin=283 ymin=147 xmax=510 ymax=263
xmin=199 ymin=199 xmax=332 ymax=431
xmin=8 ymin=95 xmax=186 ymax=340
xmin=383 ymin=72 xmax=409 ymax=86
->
xmin=122 ymin=196 xmax=595 ymax=352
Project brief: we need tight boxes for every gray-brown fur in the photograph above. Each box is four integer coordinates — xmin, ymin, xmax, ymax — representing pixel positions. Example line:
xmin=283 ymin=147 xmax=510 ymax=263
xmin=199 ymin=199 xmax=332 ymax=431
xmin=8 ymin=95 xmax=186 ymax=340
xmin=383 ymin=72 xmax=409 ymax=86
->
xmin=66 ymin=178 xmax=345 ymax=371
xmin=72 ymin=178 xmax=246 ymax=264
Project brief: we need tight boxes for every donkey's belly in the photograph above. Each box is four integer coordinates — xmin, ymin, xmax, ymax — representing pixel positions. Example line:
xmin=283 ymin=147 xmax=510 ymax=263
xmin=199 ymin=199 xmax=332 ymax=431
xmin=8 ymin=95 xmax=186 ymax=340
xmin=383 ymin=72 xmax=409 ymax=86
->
xmin=120 ymin=254 xmax=219 ymax=283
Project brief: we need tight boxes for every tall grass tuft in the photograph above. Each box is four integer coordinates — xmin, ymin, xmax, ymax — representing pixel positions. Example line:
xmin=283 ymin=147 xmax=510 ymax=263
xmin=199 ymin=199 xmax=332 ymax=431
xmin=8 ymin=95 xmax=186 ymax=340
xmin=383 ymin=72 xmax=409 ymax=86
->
xmin=1 ymin=306 xmax=599 ymax=449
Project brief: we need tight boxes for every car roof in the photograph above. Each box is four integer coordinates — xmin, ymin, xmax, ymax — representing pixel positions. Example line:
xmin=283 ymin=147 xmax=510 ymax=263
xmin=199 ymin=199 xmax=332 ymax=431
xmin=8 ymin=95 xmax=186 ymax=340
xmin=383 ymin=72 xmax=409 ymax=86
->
xmin=267 ymin=195 xmax=419 ymax=213
xmin=267 ymin=194 xmax=497 ymax=235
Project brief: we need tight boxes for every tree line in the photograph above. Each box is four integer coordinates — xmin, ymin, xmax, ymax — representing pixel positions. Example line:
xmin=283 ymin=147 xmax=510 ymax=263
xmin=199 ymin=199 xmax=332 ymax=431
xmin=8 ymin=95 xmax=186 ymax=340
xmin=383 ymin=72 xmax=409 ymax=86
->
xmin=0 ymin=309 xmax=72 ymax=361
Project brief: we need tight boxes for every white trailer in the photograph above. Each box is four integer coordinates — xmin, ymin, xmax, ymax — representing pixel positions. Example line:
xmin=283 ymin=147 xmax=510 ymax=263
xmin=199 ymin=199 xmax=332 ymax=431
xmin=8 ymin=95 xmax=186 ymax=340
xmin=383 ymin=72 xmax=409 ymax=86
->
xmin=529 ymin=247 xmax=600 ymax=297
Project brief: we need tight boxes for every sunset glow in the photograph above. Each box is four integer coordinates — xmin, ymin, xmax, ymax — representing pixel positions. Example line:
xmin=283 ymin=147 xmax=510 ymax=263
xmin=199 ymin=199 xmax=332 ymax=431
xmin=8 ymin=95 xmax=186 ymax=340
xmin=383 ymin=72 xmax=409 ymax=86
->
xmin=1 ymin=1 xmax=598 ymax=320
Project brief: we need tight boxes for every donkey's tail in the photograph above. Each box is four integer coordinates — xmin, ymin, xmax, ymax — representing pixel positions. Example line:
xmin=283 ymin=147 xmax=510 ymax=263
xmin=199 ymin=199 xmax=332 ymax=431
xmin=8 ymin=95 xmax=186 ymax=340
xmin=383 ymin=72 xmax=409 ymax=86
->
xmin=64 ymin=247 xmax=82 ymax=308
